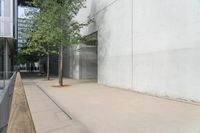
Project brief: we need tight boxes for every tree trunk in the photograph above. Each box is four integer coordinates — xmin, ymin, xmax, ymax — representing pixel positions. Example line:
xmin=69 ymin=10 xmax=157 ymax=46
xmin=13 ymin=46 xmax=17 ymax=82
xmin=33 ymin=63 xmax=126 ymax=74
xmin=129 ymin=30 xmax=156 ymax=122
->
xmin=47 ymin=53 xmax=50 ymax=80
xmin=59 ymin=44 xmax=63 ymax=86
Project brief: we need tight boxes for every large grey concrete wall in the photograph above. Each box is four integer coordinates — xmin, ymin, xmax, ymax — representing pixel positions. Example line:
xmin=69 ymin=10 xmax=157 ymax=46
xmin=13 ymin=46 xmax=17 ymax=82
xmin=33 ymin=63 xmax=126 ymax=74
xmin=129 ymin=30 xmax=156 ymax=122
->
xmin=76 ymin=0 xmax=133 ymax=88
xmin=133 ymin=0 xmax=200 ymax=102
xmin=76 ymin=0 xmax=200 ymax=102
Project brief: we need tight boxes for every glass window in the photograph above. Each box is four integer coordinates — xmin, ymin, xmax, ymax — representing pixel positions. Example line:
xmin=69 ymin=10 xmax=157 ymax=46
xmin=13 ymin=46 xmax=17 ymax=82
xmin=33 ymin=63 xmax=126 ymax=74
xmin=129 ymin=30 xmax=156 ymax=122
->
xmin=0 ymin=0 xmax=4 ymax=16
xmin=0 ymin=0 xmax=1 ymax=16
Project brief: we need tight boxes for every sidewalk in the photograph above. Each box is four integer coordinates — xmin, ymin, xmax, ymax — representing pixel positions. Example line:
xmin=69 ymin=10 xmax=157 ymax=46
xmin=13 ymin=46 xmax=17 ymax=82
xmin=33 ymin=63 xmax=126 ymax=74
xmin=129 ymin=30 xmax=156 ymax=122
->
xmin=22 ymin=73 xmax=200 ymax=133
xmin=22 ymin=75 xmax=90 ymax=133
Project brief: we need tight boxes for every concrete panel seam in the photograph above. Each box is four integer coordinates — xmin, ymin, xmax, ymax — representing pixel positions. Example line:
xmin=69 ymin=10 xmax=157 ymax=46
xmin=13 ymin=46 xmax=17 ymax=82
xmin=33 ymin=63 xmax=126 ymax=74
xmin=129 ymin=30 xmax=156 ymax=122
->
xmin=88 ymin=0 xmax=120 ymax=20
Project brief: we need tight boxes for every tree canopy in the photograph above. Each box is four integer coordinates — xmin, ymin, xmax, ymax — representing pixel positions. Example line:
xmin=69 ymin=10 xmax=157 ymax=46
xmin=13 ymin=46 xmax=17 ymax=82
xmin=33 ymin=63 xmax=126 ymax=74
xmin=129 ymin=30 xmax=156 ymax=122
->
xmin=20 ymin=0 xmax=89 ymax=84
xmin=22 ymin=0 xmax=89 ymax=57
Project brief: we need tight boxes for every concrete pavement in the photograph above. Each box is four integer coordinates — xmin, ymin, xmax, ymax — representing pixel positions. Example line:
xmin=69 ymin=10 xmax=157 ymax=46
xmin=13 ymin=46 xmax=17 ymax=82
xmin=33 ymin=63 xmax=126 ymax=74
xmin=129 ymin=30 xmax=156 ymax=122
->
xmin=22 ymin=77 xmax=90 ymax=133
xmin=22 ymin=73 xmax=200 ymax=133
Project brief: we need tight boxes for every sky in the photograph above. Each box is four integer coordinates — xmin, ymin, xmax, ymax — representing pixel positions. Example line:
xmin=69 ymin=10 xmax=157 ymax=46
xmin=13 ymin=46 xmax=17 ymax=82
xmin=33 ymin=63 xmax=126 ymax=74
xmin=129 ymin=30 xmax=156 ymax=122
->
xmin=18 ymin=6 xmax=29 ymax=18
xmin=18 ymin=6 xmax=38 ymax=18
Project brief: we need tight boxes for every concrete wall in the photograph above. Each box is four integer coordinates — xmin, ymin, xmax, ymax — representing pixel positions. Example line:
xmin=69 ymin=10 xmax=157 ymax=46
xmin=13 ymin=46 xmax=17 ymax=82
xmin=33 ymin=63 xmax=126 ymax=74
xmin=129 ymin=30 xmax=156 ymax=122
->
xmin=76 ymin=0 xmax=133 ymax=87
xmin=133 ymin=0 xmax=200 ymax=102
xmin=63 ymin=45 xmax=97 ymax=80
xmin=76 ymin=0 xmax=200 ymax=102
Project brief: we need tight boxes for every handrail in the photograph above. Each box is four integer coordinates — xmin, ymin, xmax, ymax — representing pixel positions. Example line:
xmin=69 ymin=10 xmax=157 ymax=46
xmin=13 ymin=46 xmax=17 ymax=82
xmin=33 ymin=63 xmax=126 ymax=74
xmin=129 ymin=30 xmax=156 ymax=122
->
xmin=0 ymin=72 xmax=16 ymax=89
xmin=0 ymin=72 xmax=17 ymax=133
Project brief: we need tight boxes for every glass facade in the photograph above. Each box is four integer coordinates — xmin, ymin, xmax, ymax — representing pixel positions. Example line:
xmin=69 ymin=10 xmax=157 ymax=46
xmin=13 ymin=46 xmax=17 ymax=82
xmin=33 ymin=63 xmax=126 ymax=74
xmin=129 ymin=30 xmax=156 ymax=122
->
xmin=0 ymin=0 xmax=1 ymax=16
xmin=0 ymin=0 xmax=4 ymax=16
xmin=0 ymin=38 xmax=14 ymax=88
xmin=18 ymin=18 xmax=31 ymax=50
xmin=0 ymin=39 xmax=4 ymax=72
xmin=0 ymin=0 xmax=17 ymax=80
xmin=0 ymin=39 xmax=4 ymax=88
xmin=0 ymin=0 xmax=17 ymax=38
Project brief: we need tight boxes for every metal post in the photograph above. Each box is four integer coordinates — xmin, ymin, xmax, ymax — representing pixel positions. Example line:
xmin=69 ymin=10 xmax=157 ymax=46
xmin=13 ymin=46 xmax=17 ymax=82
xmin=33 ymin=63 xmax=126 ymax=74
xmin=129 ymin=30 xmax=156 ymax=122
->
xmin=5 ymin=39 xmax=8 ymax=80
xmin=3 ymin=72 xmax=5 ymax=88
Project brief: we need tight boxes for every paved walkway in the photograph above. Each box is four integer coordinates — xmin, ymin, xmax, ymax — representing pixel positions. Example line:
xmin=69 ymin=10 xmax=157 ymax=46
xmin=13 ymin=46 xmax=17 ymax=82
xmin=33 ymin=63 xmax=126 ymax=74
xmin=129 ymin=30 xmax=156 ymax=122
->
xmin=22 ymin=73 xmax=200 ymax=133
xmin=22 ymin=75 xmax=90 ymax=133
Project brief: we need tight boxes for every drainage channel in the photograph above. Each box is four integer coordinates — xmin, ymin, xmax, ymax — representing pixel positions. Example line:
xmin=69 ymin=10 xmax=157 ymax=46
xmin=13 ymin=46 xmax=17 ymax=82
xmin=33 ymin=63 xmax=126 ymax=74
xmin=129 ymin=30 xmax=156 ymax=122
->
xmin=33 ymin=81 xmax=73 ymax=120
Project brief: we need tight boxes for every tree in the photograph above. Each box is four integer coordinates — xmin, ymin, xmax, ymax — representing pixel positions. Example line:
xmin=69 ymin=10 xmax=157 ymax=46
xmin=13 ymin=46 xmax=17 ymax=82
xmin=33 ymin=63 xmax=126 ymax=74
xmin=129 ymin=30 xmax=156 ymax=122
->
xmin=56 ymin=0 xmax=88 ymax=86
xmin=23 ymin=0 xmax=90 ymax=85
xmin=23 ymin=0 xmax=59 ymax=80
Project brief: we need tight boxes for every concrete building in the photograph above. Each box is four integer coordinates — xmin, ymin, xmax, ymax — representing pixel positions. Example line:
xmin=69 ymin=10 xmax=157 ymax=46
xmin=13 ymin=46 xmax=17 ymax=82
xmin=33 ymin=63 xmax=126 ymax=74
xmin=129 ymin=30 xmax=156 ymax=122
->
xmin=63 ymin=0 xmax=200 ymax=102
xmin=16 ymin=0 xmax=200 ymax=102
xmin=0 ymin=0 xmax=17 ymax=76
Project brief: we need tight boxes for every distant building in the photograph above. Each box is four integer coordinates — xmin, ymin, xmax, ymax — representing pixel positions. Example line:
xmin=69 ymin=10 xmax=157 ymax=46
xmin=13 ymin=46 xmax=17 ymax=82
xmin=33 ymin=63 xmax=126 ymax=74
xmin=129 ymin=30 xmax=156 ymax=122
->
xmin=18 ymin=18 xmax=31 ymax=50
xmin=0 ymin=0 xmax=17 ymax=75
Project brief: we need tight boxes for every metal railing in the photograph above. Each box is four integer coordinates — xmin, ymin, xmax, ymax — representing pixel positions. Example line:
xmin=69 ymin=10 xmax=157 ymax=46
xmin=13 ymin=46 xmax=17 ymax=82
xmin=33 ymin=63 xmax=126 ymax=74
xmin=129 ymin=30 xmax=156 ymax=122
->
xmin=0 ymin=72 xmax=16 ymax=133
xmin=0 ymin=72 xmax=16 ymax=89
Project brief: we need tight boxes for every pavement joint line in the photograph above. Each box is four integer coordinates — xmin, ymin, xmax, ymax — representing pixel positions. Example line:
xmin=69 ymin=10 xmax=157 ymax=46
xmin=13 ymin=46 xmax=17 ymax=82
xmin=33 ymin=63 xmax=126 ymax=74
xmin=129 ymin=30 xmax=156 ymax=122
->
xmin=46 ymin=125 xmax=71 ymax=133
xmin=31 ymin=80 xmax=73 ymax=120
